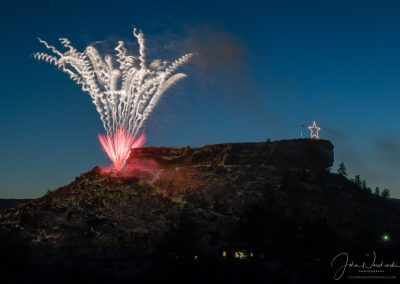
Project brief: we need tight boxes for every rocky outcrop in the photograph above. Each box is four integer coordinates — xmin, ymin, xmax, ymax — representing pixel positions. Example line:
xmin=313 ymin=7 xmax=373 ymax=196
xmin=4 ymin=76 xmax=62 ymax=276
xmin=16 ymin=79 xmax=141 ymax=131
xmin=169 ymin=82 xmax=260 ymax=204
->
xmin=129 ymin=139 xmax=334 ymax=169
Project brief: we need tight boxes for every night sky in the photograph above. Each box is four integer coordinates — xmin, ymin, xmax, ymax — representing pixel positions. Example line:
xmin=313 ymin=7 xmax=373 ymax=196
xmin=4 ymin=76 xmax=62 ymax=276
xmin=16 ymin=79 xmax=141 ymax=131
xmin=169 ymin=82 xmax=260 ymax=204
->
xmin=1 ymin=0 xmax=400 ymax=198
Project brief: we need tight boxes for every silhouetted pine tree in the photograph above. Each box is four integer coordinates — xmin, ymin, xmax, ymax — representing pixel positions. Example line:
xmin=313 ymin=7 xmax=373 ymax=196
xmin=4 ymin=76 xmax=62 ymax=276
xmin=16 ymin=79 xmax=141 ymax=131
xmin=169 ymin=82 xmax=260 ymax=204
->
xmin=362 ymin=180 xmax=367 ymax=190
xmin=354 ymin=175 xmax=362 ymax=188
xmin=337 ymin=162 xmax=348 ymax=177
xmin=381 ymin=188 xmax=391 ymax=198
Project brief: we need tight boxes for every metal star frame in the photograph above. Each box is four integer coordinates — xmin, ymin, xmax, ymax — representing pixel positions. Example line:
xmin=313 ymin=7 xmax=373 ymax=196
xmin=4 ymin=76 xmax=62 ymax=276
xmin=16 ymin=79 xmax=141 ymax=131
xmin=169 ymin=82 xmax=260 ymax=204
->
xmin=308 ymin=121 xmax=321 ymax=139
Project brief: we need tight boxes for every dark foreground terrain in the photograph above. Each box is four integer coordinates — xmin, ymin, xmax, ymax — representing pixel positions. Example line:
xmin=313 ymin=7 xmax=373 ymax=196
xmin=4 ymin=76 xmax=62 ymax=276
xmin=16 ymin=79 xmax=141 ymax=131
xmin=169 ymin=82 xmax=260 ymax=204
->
xmin=1 ymin=139 xmax=400 ymax=283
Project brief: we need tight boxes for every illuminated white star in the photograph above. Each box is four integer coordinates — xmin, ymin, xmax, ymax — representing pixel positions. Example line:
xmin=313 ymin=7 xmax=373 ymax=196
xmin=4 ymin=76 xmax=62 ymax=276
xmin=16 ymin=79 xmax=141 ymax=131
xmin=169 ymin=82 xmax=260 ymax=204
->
xmin=308 ymin=121 xmax=321 ymax=139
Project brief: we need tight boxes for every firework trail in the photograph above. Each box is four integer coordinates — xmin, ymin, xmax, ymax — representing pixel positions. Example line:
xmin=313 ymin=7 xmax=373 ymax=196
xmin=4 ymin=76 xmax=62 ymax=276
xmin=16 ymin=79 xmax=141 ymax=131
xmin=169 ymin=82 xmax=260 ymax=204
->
xmin=34 ymin=28 xmax=193 ymax=171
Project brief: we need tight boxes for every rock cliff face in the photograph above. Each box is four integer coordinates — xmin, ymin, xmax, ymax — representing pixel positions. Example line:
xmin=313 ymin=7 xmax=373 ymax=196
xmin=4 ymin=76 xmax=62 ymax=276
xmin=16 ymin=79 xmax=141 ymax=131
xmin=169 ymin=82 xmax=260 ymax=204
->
xmin=0 ymin=139 xmax=399 ymax=282
xmin=129 ymin=139 xmax=334 ymax=169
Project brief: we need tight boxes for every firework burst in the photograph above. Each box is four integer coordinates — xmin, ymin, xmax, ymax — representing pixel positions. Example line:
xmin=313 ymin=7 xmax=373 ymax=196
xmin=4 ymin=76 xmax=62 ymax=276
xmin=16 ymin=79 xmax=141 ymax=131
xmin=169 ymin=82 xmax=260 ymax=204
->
xmin=35 ymin=28 xmax=193 ymax=171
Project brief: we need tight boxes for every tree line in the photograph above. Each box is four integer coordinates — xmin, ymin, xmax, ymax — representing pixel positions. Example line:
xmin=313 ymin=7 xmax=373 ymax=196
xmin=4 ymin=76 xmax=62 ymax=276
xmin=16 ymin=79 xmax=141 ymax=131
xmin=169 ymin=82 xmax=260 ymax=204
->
xmin=336 ymin=162 xmax=391 ymax=198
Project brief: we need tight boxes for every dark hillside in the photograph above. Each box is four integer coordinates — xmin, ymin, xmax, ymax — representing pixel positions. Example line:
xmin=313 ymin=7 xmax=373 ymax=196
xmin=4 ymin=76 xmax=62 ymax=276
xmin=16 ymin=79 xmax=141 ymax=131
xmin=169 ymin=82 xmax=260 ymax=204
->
xmin=1 ymin=139 xmax=399 ymax=283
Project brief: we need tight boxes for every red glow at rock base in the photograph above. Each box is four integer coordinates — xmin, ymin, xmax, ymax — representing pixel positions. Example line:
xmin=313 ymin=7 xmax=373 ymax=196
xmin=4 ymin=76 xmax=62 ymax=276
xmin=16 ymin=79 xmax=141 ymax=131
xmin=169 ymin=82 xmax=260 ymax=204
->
xmin=98 ymin=128 xmax=146 ymax=172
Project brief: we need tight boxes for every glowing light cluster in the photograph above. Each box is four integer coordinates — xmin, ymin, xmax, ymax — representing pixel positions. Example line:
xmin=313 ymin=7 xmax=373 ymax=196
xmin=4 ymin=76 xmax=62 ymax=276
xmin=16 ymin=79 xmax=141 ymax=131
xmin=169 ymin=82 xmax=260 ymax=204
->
xmin=34 ymin=28 xmax=193 ymax=171
xmin=98 ymin=128 xmax=146 ymax=172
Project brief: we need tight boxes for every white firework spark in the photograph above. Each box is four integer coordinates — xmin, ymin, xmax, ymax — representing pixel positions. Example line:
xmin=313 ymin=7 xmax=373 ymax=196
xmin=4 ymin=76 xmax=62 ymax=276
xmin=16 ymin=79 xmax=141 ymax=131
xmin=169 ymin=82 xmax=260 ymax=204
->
xmin=34 ymin=28 xmax=193 ymax=171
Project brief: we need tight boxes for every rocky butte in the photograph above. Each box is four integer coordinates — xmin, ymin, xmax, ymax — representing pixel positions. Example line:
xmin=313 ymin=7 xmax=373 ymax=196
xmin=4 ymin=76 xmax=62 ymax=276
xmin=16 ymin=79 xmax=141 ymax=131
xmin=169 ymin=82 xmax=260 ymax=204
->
xmin=0 ymin=139 xmax=399 ymax=283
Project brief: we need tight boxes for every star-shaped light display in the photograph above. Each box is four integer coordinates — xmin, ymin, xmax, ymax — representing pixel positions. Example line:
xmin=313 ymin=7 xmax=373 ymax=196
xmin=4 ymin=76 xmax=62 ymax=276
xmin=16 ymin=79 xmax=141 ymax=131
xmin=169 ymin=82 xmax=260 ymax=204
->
xmin=308 ymin=121 xmax=321 ymax=139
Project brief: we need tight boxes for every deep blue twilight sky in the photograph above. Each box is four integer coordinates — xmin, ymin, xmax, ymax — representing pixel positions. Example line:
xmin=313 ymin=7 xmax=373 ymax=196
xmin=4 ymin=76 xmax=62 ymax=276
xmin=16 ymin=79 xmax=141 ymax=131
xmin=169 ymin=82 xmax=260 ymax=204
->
xmin=1 ymin=0 xmax=400 ymax=198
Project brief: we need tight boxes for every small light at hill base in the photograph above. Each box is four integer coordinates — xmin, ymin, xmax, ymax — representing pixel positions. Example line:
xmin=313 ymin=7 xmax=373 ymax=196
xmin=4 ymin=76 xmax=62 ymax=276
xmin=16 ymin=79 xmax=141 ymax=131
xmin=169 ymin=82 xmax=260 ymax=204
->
xmin=382 ymin=233 xmax=390 ymax=242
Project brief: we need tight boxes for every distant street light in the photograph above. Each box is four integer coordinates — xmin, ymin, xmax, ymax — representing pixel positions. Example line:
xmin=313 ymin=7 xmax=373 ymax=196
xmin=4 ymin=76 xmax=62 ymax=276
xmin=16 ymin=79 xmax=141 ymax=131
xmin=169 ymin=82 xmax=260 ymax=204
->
xmin=382 ymin=233 xmax=390 ymax=242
